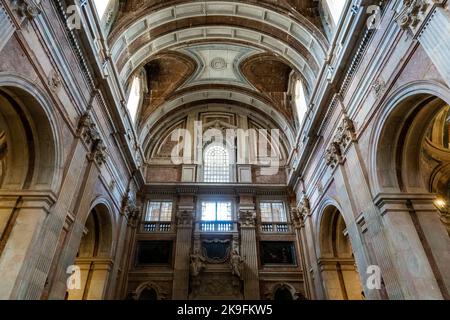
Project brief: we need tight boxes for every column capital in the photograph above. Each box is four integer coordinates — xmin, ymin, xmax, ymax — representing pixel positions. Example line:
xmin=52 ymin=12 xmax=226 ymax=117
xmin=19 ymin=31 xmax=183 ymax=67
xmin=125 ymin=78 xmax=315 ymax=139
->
xmin=176 ymin=206 xmax=195 ymax=227
xmin=238 ymin=209 xmax=256 ymax=228
xmin=325 ymin=117 xmax=357 ymax=168
xmin=395 ymin=0 xmax=445 ymax=37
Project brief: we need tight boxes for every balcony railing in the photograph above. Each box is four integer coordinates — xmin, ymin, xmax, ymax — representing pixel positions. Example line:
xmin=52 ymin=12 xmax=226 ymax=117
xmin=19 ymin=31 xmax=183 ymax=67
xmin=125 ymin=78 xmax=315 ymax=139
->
xmin=200 ymin=221 xmax=233 ymax=232
xmin=261 ymin=223 xmax=290 ymax=233
xmin=142 ymin=221 xmax=172 ymax=232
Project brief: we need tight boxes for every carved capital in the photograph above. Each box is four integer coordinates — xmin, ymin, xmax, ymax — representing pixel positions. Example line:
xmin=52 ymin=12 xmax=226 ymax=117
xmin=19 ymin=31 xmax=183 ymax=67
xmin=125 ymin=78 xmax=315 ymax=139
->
xmin=238 ymin=209 xmax=256 ymax=227
xmin=122 ymin=195 xmax=141 ymax=228
xmin=78 ymin=113 xmax=108 ymax=166
xmin=298 ymin=195 xmax=311 ymax=219
xmin=396 ymin=0 xmax=429 ymax=30
xmin=11 ymin=0 xmax=41 ymax=21
xmin=325 ymin=141 xmax=342 ymax=169
xmin=290 ymin=207 xmax=304 ymax=228
xmin=326 ymin=117 xmax=357 ymax=168
xmin=177 ymin=209 xmax=194 ymax=226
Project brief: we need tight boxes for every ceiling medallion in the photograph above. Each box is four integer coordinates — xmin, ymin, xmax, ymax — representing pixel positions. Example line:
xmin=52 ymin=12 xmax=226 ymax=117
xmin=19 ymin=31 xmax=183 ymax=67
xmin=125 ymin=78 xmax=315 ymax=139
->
xmin=210 ymin=57 xmax=227 ymax=70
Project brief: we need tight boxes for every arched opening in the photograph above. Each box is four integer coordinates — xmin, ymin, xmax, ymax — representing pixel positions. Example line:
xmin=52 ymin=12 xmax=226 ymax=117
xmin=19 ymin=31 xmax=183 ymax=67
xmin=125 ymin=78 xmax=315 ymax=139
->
xmin=138 ymin=288 xmax=158 ymax=301
xmin=294 ymin=79 xmax=309 ymax=128
xmin=67 ymin=203 xmax=113 ymax=300
xmin=375 ymin=92 xmax=450 ymax=298
xmin=203 ymin=144 xmax=230 ymax=183
xmin=318 ymin=206 xmax=363 ymax=300
xmin=93 ymin=0 xmax=111 ymax=20
xmin=126 ymin=76 xmax=142 ymax=124
xmin=274 ymin=287 xmax=294 ymax=301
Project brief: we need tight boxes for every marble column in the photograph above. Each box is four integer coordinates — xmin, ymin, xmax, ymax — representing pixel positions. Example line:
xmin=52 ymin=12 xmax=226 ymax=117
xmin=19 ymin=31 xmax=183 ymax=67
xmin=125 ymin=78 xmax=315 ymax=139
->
xmin=172 ymin=205 xmax=194 ymax=300
xmin=396 ymin=0 xmax=450 ymax=87
xmin=238 ymin=208 xmax=260 ymax=300
xmin=0 ymin=193 xmax=55 ymax=299
xmin=0 ymin=2 xmax=15 ymax=53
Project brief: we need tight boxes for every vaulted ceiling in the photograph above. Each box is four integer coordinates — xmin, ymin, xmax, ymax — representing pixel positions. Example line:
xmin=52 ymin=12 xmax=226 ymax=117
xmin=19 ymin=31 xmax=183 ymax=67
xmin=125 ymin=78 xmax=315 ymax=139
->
xmin=109 ymin=0 xmax=328 ymax=149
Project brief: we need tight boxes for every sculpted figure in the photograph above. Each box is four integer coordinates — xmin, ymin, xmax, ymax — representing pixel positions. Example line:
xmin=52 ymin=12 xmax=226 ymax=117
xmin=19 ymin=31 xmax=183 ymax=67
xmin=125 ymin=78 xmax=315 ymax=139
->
xmin=190 ymin=248 xmax=206 ymax=277
xmin=230 ymin=250 xmax=243 ymax=279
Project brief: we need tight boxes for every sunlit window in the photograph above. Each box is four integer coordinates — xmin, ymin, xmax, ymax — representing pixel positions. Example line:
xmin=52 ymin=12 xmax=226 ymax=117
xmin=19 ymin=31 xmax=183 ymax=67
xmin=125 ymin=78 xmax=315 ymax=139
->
xmin=201 ymin=201 xmax=232 ymax=221
xmin=295 ymin=79 xmax=308 ymax=125
xmin=144 ymin=201 xmax=173 ymax=222
xmin=260 ymin=202 xmax=287 ymax=223
xmin=126 ymin=76 xmax=141 ymax=123
xmin=203 ymin=145 xmax=230 ymax=183
xmin=93 ymin=0 xmax=111 ymax=19
xmin=326 ymin=0 xmax=346 ymax=25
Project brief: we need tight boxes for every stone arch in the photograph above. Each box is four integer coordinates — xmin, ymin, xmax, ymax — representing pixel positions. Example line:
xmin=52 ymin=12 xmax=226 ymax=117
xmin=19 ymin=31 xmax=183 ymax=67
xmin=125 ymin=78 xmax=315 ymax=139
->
xmin=67 ymin=202 xmax=115 ymax=300
xmin=369 ymin=80 xmax=450 ymax=194
xmin=316 ymin=203 xmax=363 ymax=300
xmin=132 ymin=281 xmax=168 ymax=300
xmin=0 ymin=73 xmax=62 ymax=192
xmin=272 ymin=283 xmax=298 ymax=300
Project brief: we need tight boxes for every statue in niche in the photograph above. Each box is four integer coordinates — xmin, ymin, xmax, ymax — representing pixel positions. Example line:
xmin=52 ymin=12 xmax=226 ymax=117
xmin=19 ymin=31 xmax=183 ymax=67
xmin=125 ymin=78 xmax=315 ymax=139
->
xmin=229 ymin=250 xmax=243 ymax=280
xmin=0 ymin=131 xmax=7 ymax=184
xmin=189 ymin=248 xmax=206 ymax=278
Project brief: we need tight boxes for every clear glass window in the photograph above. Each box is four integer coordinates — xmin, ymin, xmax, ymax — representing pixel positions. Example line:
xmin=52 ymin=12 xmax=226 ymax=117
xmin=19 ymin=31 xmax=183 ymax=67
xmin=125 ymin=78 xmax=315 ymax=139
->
xmin=145 ymin=202 xmax=173 ymax=222
xmin=204 ymin=145 xmax=230 ymax=182
xmin=260 ymin=201 xmax=287 ymax=222
xmin=201 ymin=201 xmax=232 ymax=221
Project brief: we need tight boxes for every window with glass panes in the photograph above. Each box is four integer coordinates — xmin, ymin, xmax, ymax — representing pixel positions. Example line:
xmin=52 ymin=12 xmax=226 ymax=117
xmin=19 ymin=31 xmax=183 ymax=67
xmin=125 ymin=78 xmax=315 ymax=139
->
xmin=203 ymin=145 xmax=230 ymax=182
xmin=144 ymin=202 xmax=173 ymax=222
xmin=201 ymin=201 xmax=232 ymax=221
xmin=260 ymin=202 xmax=287 ymax=222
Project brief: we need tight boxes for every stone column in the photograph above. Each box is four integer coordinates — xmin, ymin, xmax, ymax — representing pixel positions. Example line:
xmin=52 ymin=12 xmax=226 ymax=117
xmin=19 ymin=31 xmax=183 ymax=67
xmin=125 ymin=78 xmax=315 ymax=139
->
xmin=0 ymin=2 xmax=15 ymax=53
xmin=0 ymin=193 xmax=55 ymax=299
xmin=290 ymin=206 xmax=314 ymax=299
xmin=172 ymin=205 xmax=194 ymax=300
xmin=238 ymin=208 xmax=260 ymax=300
xmin=409 ymin=196 xmax=450 ymax=298
xmin=325 ymin=116 xmax=397 ymax=299
xmin=396 ymin=0 xmax=450 ymax=87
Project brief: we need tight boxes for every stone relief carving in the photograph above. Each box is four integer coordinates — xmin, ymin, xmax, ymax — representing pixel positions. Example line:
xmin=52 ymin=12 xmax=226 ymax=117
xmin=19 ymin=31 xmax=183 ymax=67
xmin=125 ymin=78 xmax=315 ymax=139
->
xmin=372 ymin=78 xmax=386 ymax=99
xmin=48 ymin=70 xmax=62 ymax=92
xmin=132 ymin=281 xmax=169 ymax=300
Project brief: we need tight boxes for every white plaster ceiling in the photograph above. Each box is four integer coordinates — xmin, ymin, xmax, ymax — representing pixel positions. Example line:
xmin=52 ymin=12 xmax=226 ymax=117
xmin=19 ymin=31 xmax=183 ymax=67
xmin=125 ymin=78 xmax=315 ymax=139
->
xmin=112 ymin=1 xmax=328 ymax=88
xmin=177 ymin=44 xmax=262 ymax=90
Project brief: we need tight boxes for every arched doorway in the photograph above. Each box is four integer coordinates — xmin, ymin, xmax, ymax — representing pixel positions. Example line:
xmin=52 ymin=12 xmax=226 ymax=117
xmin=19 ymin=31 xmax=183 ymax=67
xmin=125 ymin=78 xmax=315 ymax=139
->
xmin=318 ymin=206 xmax=363 ymax=300
xmin=67 ymin=203 xmax=113 ymax=300
xmin=374 ymin=91 xmax=450 ymax=299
